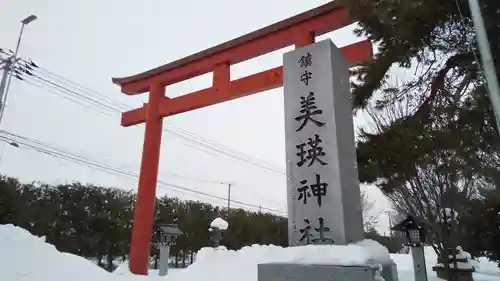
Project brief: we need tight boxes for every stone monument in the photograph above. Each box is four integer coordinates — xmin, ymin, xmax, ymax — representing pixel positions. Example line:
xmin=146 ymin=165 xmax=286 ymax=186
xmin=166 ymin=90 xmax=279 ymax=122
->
xmin=258 ymin=39 xmax=398 ymax=281
xmin=283 ymin=39 xmax=364 ymax=246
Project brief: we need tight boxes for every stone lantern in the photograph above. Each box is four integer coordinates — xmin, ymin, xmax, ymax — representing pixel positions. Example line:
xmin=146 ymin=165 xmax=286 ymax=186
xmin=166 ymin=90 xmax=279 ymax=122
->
xmin=155 ymin=223 xmax=183 ymax=276
xmin=392 ymin=215 xmax=428 ymax=281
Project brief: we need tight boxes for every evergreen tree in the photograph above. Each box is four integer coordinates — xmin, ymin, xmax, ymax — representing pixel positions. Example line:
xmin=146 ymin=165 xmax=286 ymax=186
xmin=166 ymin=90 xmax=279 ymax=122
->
xmin=338 ymin=0 xmax=500 ymax=278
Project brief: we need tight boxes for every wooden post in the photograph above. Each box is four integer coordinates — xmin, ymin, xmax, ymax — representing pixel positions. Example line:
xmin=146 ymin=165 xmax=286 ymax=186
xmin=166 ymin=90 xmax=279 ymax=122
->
xmin=295 ymin=32 xmax=315 ymax=48
xmin=129 ymin=83 xmax=164 ymax=275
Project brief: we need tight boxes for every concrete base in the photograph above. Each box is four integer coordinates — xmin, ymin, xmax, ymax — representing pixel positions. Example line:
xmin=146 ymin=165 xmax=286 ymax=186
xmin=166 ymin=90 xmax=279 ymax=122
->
xmin=382 ymin=259 xmax=399 ymax=281
xmin=258 ymin=262 xmax=398 ymax=281
xmin=432 ymin=266 xmax=474 ymax=281
xmin=158 ymin=245 xmax=170 ymax=276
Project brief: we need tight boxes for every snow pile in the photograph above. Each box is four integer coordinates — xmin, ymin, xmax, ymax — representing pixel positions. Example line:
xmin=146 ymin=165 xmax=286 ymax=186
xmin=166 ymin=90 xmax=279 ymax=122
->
xmin=437 ymin=246 xmax=475 ymax=270
xmin=437 ymin=208 xmax=460 ymax=223
xmin=474 ymin=257 xmax=500 ymax=277
xmin=195 ymin=239 xmax=390 ymax=266
xmin=169 ymin=240 xmax=391 ymax=281
xmin=2 ymin=223 xmax=499 ymax=281
xmin=389 ymin=246 xmax=438 ymax=273
xmin=390 ymin=247 xmax=500 ymax=281
xmin=0 ymin=224 xmax=114 ymax=281
xmin=209 ymin=217 xmax=228 ymax=230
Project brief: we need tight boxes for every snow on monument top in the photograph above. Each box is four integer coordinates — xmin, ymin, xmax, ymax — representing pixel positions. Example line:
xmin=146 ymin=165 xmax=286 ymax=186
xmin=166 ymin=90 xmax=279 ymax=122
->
xmin=437 ymin=208 xmax=460 ymax=223
xmin=210 ymin=217 xmax=229 ymax=230
xmin=191 ymin=239 xmax=392 ymax=271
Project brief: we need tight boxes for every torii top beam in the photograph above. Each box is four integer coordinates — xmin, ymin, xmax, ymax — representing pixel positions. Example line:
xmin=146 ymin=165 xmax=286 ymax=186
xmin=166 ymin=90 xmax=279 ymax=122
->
xmin=112 ymin=2 xmax=373 ymax=127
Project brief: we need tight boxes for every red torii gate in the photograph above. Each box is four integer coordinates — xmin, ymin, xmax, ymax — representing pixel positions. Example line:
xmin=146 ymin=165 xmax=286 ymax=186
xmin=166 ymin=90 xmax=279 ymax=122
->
xmin=112 ymin=1 xmax=373 ymax=275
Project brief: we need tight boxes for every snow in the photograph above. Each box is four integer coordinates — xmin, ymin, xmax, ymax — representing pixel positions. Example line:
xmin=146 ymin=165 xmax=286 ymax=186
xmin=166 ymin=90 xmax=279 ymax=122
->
xmin=433 ymin=262 xmax=474 ymax=270
xmin=165 ymin=241 xmax=391 ymax=281
xmin=2 ymin=224 xmax=500 ymax=281
xmin=188 ymin=239 xmax=390 ymax=267
xmin=0 ymin=224 xmax=111 ymax=281
xmin=389 ymin=246 xmax=500 ymax=281
xmin=474 ymin=257 xmax=500 ymax=277
xmin=209 ymin=217 xmax=228 ymax=230
xmin=437 ymin=208 xmax=460 ymax=223
xmin=453 ymin=246 xmax=472 ymax=260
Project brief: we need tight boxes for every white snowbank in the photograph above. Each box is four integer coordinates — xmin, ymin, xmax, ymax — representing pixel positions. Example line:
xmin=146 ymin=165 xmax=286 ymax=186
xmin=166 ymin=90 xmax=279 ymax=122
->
xmin=474 ymin=257 xmax=500 ymax=277
xmin=209 ymin=217 xmax=228 ymax=230
xmin=195 ymin=240 xmax=390 ymax=267
xmin=157 ymin=240 xmax=390 ymax=281
xmin=2 ymin=223 xmax=499 ymax=281
xmin=434 ymin=262 xmax=474 ymax=270
xmin=0 ymin=224 xmax=113 ymax=281
xmin=390 ymin=247 xmax=500 ymax=281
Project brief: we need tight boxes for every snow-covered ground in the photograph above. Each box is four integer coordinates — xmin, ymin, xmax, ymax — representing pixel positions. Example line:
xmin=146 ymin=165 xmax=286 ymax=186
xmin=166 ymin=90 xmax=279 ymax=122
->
xmin=1 ymin=224 xmax=499 ymax=281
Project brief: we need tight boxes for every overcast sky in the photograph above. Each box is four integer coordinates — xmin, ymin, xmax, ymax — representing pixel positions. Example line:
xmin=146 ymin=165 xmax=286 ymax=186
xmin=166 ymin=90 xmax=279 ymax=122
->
xmin=0 ymin=0 xmax=392 ymax=233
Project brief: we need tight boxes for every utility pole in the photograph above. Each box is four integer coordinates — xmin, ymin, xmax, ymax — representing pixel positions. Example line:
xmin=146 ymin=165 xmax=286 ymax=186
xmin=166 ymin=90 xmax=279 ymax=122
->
xmin=0 ymin=56 xmax=15 ymax=123
xmin=0 ymin=14 xmax=37 ymax=126
xmin=227 ymin=183 xmax=232 ymax=213
xmin=467 ymin=0 xmax=500 ymax=131
xmin=0 ymin=59 xmax=13 ymax=113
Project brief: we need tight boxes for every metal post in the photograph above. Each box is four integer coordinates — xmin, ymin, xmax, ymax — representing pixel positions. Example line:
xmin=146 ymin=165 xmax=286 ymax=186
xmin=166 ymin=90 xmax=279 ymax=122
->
xmin=411 ymin=246 xmax=428 ymax=281
xmin=0 ymin=24 xmax=25 ymax=122
xmin=467 ymin=0 xmax=500 ymax=131
xmin=227 ymin=183 xmax=231 ymax=212
xmin=0 ymin=59 xmax=12 ymax=107
xmin=0 ymin=15 xmax=37 ymax=126
xmin=158 ymin=245 xmax=170 ymax=276
xmin=387 ymin=210 xmax=394 ymax=237
xmin=0 ymin=57 xmax=14 ymax=124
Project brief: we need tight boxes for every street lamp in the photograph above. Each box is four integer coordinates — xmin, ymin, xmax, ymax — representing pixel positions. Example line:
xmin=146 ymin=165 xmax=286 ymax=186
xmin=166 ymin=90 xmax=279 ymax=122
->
xmin=156 ymin=223 xmax=183 ymax=246
xmin=391 ymin=214 xmax=426 ymax=246
xmin=21 ymin=15 xmax=37 ymax=25
xmin=392 ymin=215 xmax=428 ymax=281
xmin=0 ymin=14 xmax=38 ymax=126
xmin=155 ymin=223 xmax=183 ymax=276
xmin=15 ymin=15 xmax=37 ymax=57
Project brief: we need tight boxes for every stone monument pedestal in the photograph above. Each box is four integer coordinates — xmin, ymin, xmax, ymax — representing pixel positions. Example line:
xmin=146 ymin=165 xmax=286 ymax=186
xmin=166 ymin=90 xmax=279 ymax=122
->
xmin=432 ymin=266 xmax=474 ymax=281
xmin=258 ymin=262 xmax=398 ymax=281
xmin=432 ymin=248 xmax=475 ymax=281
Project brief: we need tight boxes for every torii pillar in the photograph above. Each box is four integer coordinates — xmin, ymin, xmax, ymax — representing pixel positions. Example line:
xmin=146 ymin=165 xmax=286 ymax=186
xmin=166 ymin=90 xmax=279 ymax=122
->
xmin=111 ymin=2 xmax=373 ymax=275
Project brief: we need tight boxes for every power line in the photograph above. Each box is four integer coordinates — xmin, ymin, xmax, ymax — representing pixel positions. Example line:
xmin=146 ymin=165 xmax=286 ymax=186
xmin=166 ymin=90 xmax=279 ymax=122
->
xmin=15 ymin=75 xmax=279 ymax=172
xmin=35 ymin=66 xmax=132 ymax=111
xmin=9 ymin=74 xmax=288 ymax=206
xmin=0 ymin=130 xmax=286 ymax=215
xmin=0 ymin=132 xmax=285 ymax=214
xmin=6 ymin=56 xmax=289 ymax=210
xmin=0 ymin=129 xmax=231 ymax=186
xmin=11 ymin=58 xmax=287 ymax=177
xmin=18 ymin=78 xmax=115 ymax=116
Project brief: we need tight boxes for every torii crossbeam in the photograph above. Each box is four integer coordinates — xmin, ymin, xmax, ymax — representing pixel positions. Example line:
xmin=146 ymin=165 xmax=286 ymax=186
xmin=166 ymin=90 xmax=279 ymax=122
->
xmin=112 ymin=1 xmax=373 ymax=275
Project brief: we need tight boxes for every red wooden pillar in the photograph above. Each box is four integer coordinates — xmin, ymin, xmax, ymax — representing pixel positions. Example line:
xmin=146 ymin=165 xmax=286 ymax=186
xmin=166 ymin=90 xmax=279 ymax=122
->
xmin=129 ymin=83 xmax=164 ymax=275
xmin=295 ymin=32 xmax=315 ymax=48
